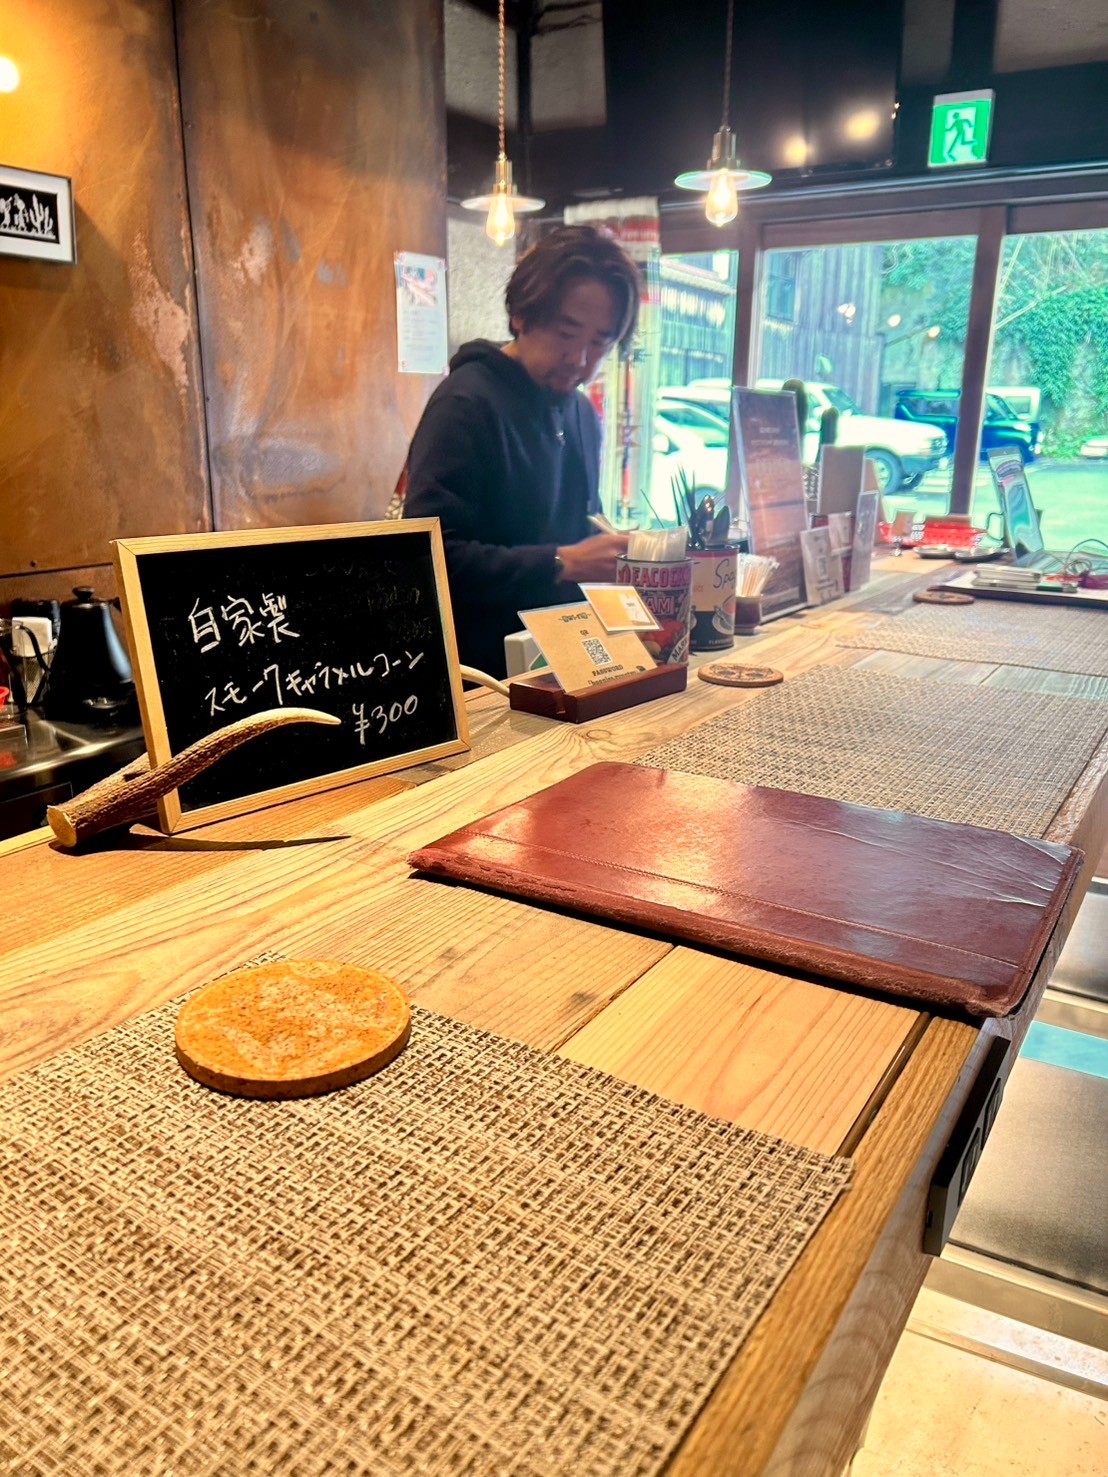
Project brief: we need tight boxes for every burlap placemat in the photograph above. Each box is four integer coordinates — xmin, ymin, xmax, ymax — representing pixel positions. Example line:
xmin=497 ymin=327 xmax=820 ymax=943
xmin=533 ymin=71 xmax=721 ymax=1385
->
xmin=0 ymin=999 xmax=851 ymax=1477
xmin=634 ymin=666 xmax=1108 ymax=837
xmin=836 ymin=599 xmax=1108 ymax=677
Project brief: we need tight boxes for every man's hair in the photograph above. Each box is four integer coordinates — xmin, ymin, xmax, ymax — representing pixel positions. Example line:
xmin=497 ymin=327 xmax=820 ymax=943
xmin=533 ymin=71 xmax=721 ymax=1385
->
xmin=504 ymin=225 xmax=640 ymax=348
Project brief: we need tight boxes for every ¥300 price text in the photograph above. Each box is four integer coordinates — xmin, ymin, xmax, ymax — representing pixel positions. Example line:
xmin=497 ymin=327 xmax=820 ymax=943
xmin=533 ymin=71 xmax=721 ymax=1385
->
xmin=353 ymin=695 xmax=419 ymax=742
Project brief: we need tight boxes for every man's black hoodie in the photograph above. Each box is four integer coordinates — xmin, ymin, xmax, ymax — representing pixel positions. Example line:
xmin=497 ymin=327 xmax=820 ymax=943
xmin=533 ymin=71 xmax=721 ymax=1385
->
xmin=403 ymin=339 xmax=601 ymax=678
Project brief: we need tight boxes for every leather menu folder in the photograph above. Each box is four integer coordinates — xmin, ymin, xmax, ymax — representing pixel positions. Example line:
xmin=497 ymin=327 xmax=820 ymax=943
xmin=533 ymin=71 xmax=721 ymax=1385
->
xmin=408 ymin=763 xmax=1082 ymax=1019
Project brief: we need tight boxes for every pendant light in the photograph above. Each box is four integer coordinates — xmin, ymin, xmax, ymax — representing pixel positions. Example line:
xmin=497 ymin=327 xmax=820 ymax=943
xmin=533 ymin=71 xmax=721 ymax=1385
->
xmin=673 ymin=0 xmax=771 ymax=225
xmin=461 ymin=0 xmax=544 ymax=245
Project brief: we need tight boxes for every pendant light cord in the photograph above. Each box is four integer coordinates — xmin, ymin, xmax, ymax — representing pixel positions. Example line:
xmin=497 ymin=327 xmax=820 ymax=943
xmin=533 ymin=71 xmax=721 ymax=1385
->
xmin=720 ymin=0 xmax=735 ymax=131
xmin=498 ymin=0 xmax=507 ymax=158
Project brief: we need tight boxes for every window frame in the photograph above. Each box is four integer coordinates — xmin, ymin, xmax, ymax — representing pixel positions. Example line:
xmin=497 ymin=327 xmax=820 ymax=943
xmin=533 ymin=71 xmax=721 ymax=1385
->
xmin=659 ymin=167 xmax=1108 ymax=513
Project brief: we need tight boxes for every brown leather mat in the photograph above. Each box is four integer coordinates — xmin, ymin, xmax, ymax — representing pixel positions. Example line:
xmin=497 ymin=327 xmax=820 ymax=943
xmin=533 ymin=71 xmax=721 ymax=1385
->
xmin=409 ymin=764 xmax=1079 ymax=1018
xmin=635 ymin=666 xmax=1108 ymax=839
xmin=0 ymin=999 xmax=851 ymax=1476
xmin=837 ymin=599 xmax=1108 ymax=678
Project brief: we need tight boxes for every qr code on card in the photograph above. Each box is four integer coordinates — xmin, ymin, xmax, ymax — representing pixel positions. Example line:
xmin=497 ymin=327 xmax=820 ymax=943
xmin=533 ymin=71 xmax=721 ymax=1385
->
xmin=582 ymin=635 xmax=612 ymax=666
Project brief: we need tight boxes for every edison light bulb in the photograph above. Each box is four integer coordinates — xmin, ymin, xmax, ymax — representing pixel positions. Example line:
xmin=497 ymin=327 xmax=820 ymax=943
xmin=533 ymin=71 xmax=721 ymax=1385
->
xmin=704 ymin=169 xmax=739 ymax=227
xmin=485 ymin=188 xmax=516 ymax=246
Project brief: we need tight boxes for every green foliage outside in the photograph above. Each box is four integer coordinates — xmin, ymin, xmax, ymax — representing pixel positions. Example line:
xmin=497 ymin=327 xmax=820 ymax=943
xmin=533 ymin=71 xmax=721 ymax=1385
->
xmin=881 ymin=231 xmax=1108 ymax=455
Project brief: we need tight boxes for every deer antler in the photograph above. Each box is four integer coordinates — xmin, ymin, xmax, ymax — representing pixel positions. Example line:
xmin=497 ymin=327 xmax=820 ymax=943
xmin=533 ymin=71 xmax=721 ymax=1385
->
xmin=47 ymin=707 xmax=341 ymax=847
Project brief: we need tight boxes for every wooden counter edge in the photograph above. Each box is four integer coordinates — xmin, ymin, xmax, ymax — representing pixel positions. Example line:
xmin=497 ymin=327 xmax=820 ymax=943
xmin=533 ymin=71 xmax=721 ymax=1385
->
xmin=665 ymin=718 xmax=1108 ymax=1477
xmin=664 ymin=1008 xmax=1018 ymax=1477
xmin=0 ymin=824 xmax=53 ymax=857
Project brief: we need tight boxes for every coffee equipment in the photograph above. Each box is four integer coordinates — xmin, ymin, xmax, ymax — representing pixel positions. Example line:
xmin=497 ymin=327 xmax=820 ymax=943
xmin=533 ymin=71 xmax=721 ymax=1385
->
xmin=10 ymin=616 xmax=55 ymax=706
xmin=43 ymin=587 xmax=138 ymax=725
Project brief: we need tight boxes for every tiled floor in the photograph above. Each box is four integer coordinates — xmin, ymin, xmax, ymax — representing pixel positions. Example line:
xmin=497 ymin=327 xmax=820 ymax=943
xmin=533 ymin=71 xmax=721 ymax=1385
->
xmin=850 ymin=1288 xmax=1108 ymax=1476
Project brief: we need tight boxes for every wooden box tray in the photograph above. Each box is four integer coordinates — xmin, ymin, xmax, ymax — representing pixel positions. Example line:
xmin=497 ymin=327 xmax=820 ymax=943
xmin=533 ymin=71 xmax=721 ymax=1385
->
xmin=508 ymin=664 xmax=687 ymax=723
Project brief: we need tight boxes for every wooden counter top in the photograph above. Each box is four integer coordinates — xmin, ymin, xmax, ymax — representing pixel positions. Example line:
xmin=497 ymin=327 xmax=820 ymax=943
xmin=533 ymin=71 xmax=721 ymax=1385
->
xmin=3 ymin=553 xmax=1106 ymax=1475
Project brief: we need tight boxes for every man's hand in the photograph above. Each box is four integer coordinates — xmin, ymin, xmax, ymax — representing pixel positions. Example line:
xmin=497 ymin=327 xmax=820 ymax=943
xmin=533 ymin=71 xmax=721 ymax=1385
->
xmin=556 ymin=533 xmax=629 ymax=585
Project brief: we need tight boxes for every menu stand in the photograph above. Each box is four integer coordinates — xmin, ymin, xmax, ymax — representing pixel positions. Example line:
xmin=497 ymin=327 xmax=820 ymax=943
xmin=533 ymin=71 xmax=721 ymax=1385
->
xmin=508 ymin=664 xmax=687 ymax=723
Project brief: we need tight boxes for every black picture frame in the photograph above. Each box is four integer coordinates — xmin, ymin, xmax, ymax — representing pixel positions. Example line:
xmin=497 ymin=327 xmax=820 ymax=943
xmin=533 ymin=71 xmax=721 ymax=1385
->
xmin=0 ymin=163 xmax=76 ymax=265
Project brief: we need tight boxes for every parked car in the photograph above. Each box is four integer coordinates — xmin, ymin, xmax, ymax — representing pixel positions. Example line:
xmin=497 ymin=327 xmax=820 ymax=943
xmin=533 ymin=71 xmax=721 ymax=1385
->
xmin=1079 ymin=433 xmax=1108 ymax=460
xmin=648 ymin=398 xmax=730 ymax=523
xmin=667 ymin=379 xmax=947 ymax=492
xmin=894 ymin=389 xmax=1043 ymax=463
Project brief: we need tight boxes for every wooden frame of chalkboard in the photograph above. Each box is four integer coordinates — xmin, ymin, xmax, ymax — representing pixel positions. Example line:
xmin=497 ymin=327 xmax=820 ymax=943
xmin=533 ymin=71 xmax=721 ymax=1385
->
xmin=113 ymin=521 xmax=470 ymax=833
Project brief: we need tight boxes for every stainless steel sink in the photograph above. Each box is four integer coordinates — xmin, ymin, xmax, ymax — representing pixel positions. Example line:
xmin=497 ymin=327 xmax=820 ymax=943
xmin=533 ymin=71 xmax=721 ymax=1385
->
xmin=0 ymin=709 xmax=146 ymax=839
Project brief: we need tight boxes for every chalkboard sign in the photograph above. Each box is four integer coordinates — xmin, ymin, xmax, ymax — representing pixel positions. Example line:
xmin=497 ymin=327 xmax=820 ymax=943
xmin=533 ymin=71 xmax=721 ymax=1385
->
xmin=113 ymin=521 xmax=469 ymax=832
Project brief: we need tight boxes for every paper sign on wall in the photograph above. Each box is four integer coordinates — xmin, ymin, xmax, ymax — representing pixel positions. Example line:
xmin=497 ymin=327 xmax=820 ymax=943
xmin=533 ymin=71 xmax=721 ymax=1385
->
xmin=395 ymin=252 xmax=448 ymax=375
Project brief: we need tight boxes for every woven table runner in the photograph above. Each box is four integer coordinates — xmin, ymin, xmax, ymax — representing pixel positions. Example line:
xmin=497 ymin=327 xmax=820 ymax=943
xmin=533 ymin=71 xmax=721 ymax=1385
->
xmin=836 ymin=599 xmax=1108 ymax=678
xmin=0 ymin=1000 xmax=851 ymax=1477
xmin=635 ymin=666 xmax=1108 ymax=837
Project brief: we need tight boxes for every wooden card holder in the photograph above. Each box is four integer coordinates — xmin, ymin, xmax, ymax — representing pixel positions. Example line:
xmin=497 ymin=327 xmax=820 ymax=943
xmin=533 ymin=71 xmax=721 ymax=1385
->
xmin=508 ymin=664 xmax=687 ymax=723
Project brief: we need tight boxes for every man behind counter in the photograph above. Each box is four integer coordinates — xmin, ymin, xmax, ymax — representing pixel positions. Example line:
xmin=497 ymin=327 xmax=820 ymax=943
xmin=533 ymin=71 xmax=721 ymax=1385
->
xmin=402 ymin=225 xmax=641 ymax=678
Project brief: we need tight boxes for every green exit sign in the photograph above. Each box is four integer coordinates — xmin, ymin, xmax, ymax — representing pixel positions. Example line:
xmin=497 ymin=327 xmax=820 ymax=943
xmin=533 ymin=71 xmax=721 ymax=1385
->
xmin=929 ymin=90 xmax=994 ymax=168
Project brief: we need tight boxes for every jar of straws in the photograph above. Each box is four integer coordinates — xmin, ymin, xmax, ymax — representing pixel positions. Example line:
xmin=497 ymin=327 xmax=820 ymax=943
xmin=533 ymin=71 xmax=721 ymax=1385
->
xmin=733 ymin=555 xmax=778 ymax=635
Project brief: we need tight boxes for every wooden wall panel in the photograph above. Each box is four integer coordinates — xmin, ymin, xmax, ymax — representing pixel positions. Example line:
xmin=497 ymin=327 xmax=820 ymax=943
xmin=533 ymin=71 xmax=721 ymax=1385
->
xmin=0 ymin=0 xmax=210 ymax=594
xmin=177 ymin=0 xmax=446 ymax=529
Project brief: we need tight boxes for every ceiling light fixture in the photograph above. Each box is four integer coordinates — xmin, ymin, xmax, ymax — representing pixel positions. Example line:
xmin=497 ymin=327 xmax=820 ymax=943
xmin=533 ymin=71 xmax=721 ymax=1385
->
xmin=460 ymin=0 xmax=543 ymax=246
xmin=673 ymin=0 xmax=771 ymax=226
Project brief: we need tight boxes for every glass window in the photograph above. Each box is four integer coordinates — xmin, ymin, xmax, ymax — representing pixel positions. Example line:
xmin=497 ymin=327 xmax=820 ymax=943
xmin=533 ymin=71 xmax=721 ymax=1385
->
xmin=766 ymin=252 xmax=799 ymax=323
xmin=976 ymin=227 xmax=1108 ymax=549
xmin=620 ymin=250 xmax=739 ymax=528
xmin=659 ymin=252 xmax=739 ymax=390
xmin=657 ymin=402 xmax=731 ymax=447
xmin=985 ymin=393 xmax=1016 ymax=419
xmin=754 ymin=236 xmax=978 ymax=521
xmin=591 ymin=251 xmax=739 ymax=529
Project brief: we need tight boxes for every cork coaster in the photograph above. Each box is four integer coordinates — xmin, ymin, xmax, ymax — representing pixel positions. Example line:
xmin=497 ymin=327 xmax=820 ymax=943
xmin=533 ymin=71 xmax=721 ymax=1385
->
xmin=175 ymin=959 xmax=411 ymax=1099
xmin=698 ymin=663 xmax=784 ymax=688
xmin=914 ymin=587 xmax=975 ymax=605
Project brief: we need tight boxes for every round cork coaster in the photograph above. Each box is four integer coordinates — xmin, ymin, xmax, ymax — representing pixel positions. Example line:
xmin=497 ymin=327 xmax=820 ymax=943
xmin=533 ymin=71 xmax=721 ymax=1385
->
xmin=698 ymin=663 xmax=784 ymax=688
xmin=175 ymin=959 xmax=411 ymax=1100
xmin=913 ymin=587 xmax=975 ymax=605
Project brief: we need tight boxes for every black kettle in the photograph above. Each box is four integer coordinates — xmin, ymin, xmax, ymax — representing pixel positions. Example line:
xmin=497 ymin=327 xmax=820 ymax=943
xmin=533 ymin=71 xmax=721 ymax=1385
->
xmin=44 ymin=586 xmax=137 ymax=725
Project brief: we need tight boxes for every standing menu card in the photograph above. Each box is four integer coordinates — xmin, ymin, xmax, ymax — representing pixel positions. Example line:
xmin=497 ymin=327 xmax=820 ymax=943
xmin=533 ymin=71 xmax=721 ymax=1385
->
xmin=394 ymin=253 xmax=448 ymax=375
xmin=817 ymin=446 xmax=865 ymax=516
xmin=520 ymin=603 xmax=655 ymax=693
xmin=848 ymin=490 xmax=880 ymax=591
xmin=731 ymin=390 xmax=808 ymax=618
xmin=800 ymin=527 xmax=845 ymax=605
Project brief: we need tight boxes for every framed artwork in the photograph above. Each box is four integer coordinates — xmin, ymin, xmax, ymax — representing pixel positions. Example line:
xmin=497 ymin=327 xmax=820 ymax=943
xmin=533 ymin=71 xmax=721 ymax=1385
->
xmin=0 ymin=164 xmax=76 ymax=264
